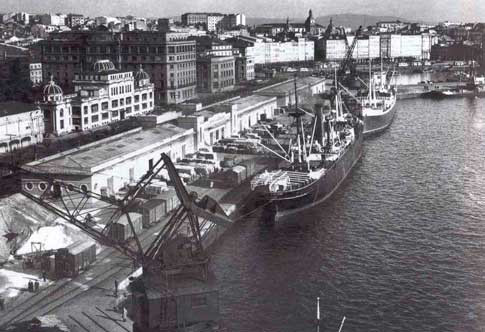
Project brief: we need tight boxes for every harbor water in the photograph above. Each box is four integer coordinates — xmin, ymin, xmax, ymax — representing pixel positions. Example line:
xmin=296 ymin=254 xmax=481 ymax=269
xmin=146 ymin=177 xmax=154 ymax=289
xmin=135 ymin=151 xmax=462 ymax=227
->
xmin=211 ymin=96 xmax=485 ymax=331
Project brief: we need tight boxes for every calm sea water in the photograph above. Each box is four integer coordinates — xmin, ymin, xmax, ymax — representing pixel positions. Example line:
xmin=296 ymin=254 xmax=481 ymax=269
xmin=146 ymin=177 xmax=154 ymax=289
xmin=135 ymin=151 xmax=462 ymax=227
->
xmin=211 ymin=96 xmax=485 ymax=332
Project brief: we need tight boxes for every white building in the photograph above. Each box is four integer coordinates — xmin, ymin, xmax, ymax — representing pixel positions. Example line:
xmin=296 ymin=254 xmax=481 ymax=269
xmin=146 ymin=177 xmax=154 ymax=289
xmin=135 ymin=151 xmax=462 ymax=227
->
xmin=240 ymin=36 xmax=314 ymax=64
xmin=21 ymin=125 xmax=195 ymax=197
xmin=323 ymin=33 xmax=432 ymax=61
xmin=0 ymin=102 xmax=45 ymax=153
xmin=38 ymin=60 xmax=155 ymax=136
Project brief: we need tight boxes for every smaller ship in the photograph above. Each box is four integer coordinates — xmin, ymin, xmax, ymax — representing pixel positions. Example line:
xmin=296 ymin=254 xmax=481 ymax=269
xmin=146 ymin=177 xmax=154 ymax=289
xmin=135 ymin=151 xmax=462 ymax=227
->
xmin=248 ymin=80 xmax=363 ymax=225
xmin=359 ymin=62 xmax=397 ymax=136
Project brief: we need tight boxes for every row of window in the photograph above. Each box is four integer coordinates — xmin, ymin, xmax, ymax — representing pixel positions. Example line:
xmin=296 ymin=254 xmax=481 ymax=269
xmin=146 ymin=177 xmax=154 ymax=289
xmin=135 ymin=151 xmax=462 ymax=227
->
xmin=110 ymin=84 xmax=133 ymax=96
xmin=24 ymin=182 xmax=88 ymax=193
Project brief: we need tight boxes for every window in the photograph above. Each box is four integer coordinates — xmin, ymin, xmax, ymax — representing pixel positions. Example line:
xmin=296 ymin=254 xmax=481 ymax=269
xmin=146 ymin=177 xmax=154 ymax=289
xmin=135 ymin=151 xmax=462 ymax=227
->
xmin=102 ymin=112 xmax=109 ymax=120
xmin=80 ymin=184 xmax=88 ymax=192
xmin=83 ymin=106 xmax=88 ymax=114
xmin=125 ymin=107 xmax=132 ymax=114
xmin=112 ymin=100 xmax=118 ymax=108
xmin=25 ymin=182 xmax=34 ymax=191
xmin=38 ymin=182 xmax=47 ymax=191
xmin=92 ymin=115 xmax=99 ymax=122
xmin=112 ymin=110 xmax=119 ymax=117
xmin=120 ymin=99 xmax=124 ymax=106
xmin=59 ymin=109 xmax=64 ymax=117
xmin=142 ymin=93 xmax=147 ymax=101
xmin=135 ymin=95 xmax=140 ymax=102
xmin=91 ymin=104 xmax=99 ymax=113
xmin=83 ymin=117 xmax=89 ymax=125
xmin=102 ymin=102 xmax=109 ymax=110
xmin=126 ymin=97 xmax=132 ymax=104
xmin=142 ymin=103 xmax=147 ymax=109
xmin=148 ymin=158 xmax=153 ymax=169
xmin=60 ymin=120 xmax=64 ymax=129
xmin=134 ymin=105 xmax=140 ymax=111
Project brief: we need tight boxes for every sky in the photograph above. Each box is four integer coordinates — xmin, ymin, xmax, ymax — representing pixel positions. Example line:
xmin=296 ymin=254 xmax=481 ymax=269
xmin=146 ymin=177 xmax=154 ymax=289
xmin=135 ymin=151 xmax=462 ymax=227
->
xmin=0 ymin=0 xmax=484 ymax=23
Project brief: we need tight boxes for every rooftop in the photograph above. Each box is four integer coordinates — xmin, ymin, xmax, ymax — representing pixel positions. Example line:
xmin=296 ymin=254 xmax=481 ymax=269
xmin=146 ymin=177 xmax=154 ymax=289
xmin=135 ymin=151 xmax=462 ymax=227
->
xmin=25 ymin=125 xmax=191 ymax=175
xmin=230 ymin=94 xmax=276 ymax=111
xmin=0 ymin=102 xmax=39 ymax=117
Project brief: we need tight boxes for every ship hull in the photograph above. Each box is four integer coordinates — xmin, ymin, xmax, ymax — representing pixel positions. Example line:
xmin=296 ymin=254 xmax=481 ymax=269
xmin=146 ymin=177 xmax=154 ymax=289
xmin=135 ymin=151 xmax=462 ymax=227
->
xmin=255 ymin=124 xmax=364 ymax=226
xmin=363 ymin=102 xmax=397 ymax=136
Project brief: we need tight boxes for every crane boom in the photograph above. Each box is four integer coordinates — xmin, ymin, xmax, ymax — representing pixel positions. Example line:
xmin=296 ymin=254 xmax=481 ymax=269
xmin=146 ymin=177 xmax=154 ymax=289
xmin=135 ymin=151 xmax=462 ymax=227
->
xmin=338 ymin=25 xmax=362 ymax=77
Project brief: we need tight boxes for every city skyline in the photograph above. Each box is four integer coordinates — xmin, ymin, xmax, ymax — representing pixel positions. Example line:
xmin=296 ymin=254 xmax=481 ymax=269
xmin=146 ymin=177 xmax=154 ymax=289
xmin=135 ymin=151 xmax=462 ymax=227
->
xmin=0 ymin=0 xmax=484 ymax=23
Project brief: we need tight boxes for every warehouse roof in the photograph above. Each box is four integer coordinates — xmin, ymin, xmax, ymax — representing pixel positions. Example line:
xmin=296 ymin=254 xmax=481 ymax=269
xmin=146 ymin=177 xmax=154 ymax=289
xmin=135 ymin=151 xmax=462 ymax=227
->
xmin=24 ymin=124 xmax=192 ymax=175
xmin=0 ymin=102 xmax=40 ymax=117
xmin=230 ymin=94 xmax=276 ymax=111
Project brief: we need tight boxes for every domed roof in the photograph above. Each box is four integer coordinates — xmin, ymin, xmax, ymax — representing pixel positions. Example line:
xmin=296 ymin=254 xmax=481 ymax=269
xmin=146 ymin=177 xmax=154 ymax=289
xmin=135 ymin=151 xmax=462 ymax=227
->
xmin=135 ymin=64 xmax=150 ymax=82
xmin=93 ymin=59 xmax=116 ymax=73
xmin=43 ymin=76 xmax=63 ymax=96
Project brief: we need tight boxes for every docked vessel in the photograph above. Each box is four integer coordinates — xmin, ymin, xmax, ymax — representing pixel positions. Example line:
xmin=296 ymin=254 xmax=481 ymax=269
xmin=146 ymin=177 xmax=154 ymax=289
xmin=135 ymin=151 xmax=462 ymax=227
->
xmin=360 ymin=64 xmax=397 ymax=136
xmin=249 ymin=83 xmax=363 ymax=225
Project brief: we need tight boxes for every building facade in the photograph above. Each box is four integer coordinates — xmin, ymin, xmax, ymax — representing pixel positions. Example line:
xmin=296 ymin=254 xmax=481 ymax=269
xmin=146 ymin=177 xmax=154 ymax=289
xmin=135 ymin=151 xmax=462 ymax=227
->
xmin=29 ymin=63 xmax=43 ymax=85
xmin=0 ymin=102 xmax=45 ymax=153
xmin=196 ymin=55 xmax=235 ymax=93
xmin=238 ymin=36 xmax=314 ymax=64
xmin=320 ymin=33 xmax=433 ymax=61
xmin=39 ymin=30 xmax=197 ymax=104
xmin=218 ymin=14 xmax=246 ymax=31
xmin=39 ymin=60 xmax=154 ymax=135
xmin=181 ymin=13 xmax=225 ymax=32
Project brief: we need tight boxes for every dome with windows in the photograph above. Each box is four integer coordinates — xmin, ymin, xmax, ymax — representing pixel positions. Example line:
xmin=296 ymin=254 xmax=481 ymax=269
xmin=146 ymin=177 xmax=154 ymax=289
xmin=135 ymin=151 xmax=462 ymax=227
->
xmin=92 ymin=59 xmax=116 ymax=73
xmin=134 ymin=64 xmax=150 ymax=87
xmin=43 ymin=76 xmax=63 ymax=102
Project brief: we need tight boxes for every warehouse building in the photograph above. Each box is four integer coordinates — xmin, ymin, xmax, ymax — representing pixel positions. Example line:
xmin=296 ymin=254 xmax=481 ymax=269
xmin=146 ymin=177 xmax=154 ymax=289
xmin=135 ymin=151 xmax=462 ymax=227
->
xmin=21 ymin=125 xmax=195 ymax=197
xmin=255 ymin=77 xmax=326 ymax=107
xmin=177 ymin=94 xmax=277 ymax=150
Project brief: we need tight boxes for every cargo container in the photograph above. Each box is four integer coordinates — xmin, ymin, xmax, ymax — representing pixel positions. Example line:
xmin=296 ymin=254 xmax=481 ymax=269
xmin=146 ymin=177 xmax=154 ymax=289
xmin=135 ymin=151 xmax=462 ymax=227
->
xmin=139 ymin=199 xmax=166 ymax=228
xmin=108 ymin=212 xmax=143 ymax=242
xmin=54 ymin=240 xmax=96 ymax=278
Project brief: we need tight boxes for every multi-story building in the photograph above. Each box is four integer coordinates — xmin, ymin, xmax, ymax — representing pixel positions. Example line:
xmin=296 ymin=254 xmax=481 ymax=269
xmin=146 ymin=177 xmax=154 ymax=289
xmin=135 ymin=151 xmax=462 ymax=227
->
xmin=15 ymin=12 xmax=30 ymax=25
xmin=38 ymin=60 xmax=154 ymax=135
xmin=40 ymin=14 xmax=65 ymax=26
xmin=39 ymin=30 xmax=197 ymax=104
xmin=29 ymin=63 xmax=43 ymax=85
xmin=181 ymin=13 xmax=225 ymax=32
xmin=237 ymin=36 xmax=314 ymax=64
xmin=320 ymin=33 xmax=433 ymax=61
xmin=197 ymin=55 xmax=235 ymax=93
xmin=67 ymin=14 xmax=85 ymax=28
xmin=0 ymin=102 xmax=44 ymax=153
xmin=218 ymin=14 xmax=246 ymax=31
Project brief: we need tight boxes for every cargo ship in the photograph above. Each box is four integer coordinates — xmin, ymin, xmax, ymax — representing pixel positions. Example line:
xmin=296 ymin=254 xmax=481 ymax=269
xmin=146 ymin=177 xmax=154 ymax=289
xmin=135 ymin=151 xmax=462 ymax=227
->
xmin=360 ymin=67 xmax=397 ymax=136
xmin=249 ymin=83 xmax=364 ymax=224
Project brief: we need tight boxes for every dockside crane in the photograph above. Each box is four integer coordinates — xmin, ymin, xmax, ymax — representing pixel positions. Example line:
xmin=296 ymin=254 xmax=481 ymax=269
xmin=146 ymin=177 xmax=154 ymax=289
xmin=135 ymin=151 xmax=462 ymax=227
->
xmin=337 ymin=25 xmax=362 ymax=79
xmin=19 ymin=153 xmax=232 ymax=331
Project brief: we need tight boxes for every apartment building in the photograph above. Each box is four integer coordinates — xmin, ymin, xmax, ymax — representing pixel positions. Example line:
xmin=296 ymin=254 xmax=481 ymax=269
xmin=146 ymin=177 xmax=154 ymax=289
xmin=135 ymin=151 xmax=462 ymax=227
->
xmin=39 ymin=30 xmax=197 ymax=104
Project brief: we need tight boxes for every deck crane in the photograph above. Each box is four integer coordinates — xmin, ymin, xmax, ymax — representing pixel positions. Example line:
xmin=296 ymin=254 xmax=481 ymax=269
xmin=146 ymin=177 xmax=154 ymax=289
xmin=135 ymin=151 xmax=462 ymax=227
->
xmin=20 ymin=153 xmax=232 ymax=331
xmin=337 ymin=25 xmax=362 ymax=79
